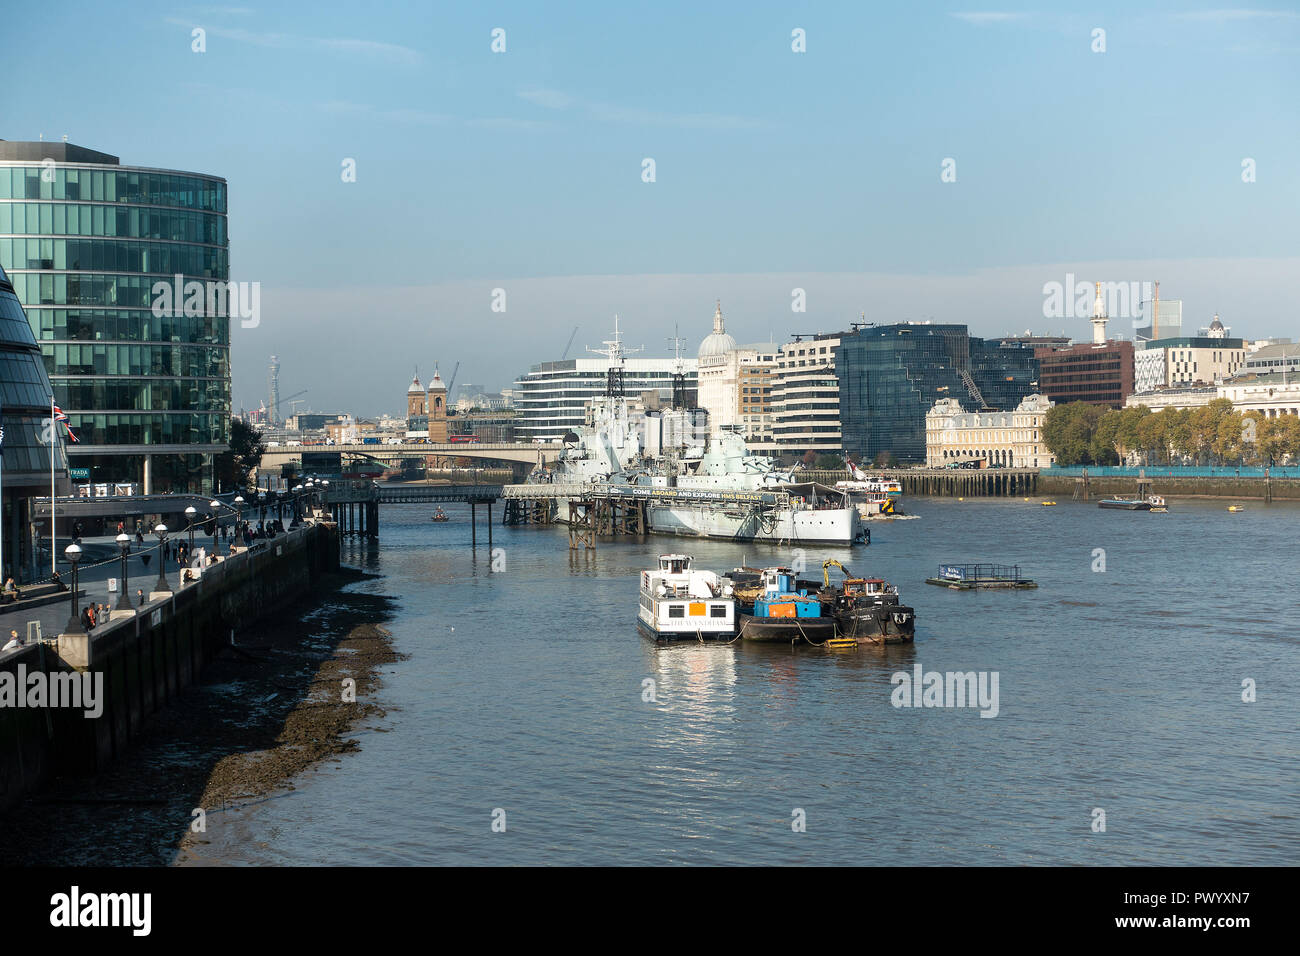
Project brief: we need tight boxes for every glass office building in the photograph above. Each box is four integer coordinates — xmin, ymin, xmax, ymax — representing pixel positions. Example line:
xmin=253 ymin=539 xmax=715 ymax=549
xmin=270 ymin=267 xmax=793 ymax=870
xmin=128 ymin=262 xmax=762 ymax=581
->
xmin=0 ymin=141 xmax=229 ymax=492
xmin=0 ymin=259 xmax=69 ymax=578
xmin=836 ymin=323 xmax=1039 ymax=464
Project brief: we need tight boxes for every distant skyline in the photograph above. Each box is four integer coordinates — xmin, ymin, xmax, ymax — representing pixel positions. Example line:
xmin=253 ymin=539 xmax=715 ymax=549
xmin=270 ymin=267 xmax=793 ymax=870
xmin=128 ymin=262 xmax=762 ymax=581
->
xmin=5 ymin=1 xmax=1297 ymax=416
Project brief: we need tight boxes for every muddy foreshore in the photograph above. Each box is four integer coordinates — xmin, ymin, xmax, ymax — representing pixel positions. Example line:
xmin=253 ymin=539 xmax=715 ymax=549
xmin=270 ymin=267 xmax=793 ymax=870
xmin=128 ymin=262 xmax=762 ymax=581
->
xmin=1 ymin=568 xmax=401 ymax=866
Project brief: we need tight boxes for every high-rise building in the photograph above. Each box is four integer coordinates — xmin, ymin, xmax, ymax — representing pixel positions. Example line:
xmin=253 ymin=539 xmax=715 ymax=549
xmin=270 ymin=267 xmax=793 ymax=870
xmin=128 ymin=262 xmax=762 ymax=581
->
xmin=514 ymin=323 xmax=697 ymax=442
xmin=0 ymin=141 xmax=229 ymax=493
xmin=770 ymin=333 xmax=841 ymax=459
xmin=268 ymin=355 xmax=281 ymax=426
xmin=0 ymin=260 xmax=69 ymax=579
xmin=836 ymin=323 xmax=1039 ymax=465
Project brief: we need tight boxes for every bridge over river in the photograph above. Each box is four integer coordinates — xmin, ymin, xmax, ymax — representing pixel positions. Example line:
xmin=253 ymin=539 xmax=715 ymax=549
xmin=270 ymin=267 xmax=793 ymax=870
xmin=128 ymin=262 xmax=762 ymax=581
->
xmin=259 ymin=441 xmax=562 ymax=475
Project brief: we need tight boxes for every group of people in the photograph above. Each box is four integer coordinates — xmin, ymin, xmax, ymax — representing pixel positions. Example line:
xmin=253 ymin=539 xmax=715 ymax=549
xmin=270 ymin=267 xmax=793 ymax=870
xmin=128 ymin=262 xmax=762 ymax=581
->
xmin=80 ymin=601 xmax=114 ymax=630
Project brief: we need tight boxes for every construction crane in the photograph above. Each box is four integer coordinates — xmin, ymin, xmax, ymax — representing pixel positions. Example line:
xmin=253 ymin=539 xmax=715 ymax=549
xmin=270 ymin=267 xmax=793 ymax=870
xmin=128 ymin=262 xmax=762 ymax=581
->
xmin=561 ymin=325 xmax=579 ymax=360
xmin=274 ymin=388 xmax=309 ymax=413
xmin=445 ymin=361 xmax=460 ymax=396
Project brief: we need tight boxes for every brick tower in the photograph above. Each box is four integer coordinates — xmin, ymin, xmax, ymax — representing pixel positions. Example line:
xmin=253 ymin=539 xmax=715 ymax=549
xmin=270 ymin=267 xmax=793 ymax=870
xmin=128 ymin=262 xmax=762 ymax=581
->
xmin=426 ymin=366 xmax=448 ymax=443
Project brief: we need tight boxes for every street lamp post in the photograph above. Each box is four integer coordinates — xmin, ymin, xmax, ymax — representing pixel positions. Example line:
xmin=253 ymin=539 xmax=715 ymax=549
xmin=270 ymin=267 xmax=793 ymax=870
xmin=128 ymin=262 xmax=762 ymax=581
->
xmin=115 ymin=533 xmax=132 ymax=612
xmin=209 ymin=500 xmax=220 ymax=544
xmin=184 ymin=505 xmax=197 ymax=561
xmin=64 ymin=543 xmax=84 ymax=634
xmin=153 ymin=523 xmax=171 ymax=594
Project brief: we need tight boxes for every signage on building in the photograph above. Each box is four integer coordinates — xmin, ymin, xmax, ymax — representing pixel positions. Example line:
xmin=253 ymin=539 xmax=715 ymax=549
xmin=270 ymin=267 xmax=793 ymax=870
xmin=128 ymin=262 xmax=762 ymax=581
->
xmin=69 ymin=467 xmax=90 ymax=480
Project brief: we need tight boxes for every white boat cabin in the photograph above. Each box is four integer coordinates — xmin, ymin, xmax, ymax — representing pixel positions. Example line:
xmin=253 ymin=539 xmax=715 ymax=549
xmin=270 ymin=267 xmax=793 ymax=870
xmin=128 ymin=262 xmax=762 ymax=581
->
xmin=638 ymin=554 xmax=736 ymax=637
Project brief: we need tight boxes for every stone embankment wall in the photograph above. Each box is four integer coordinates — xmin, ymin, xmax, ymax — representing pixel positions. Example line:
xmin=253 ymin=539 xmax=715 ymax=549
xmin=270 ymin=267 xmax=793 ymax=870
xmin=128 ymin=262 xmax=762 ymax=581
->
xmin=0 ymin=520 xmax=339 ymax=813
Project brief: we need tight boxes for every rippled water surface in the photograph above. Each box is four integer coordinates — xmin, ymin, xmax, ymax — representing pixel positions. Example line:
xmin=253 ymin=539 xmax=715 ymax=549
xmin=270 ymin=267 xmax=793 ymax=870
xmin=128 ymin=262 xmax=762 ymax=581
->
xmin=186 ymin=496 xmax=1300 ymax=865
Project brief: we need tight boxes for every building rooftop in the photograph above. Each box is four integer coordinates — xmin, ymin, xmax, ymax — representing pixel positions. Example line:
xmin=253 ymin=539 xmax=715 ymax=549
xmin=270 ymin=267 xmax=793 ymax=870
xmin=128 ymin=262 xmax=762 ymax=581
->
xmin=1136 ymin=335 xmax=1245 ymax=350
xmin=1223 ymin=371 xmax=1300 ymax=386
xmin=0 ymin=140 xmax=120 ymax=164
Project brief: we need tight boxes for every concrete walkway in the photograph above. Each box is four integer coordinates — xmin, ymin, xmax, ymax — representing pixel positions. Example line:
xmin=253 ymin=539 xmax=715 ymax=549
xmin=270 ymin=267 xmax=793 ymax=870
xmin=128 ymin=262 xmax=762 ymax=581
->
xmin=1 ymin=532 xmax=226 ymax=648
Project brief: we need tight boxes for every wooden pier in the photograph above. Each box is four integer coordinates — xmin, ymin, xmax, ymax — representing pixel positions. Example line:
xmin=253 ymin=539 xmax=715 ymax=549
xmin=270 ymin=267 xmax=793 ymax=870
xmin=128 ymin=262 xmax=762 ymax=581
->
xmin=500 ymin=482 xmax=788 ymax=550
xmin=803 ymin=468 xmax=1039 ymax=497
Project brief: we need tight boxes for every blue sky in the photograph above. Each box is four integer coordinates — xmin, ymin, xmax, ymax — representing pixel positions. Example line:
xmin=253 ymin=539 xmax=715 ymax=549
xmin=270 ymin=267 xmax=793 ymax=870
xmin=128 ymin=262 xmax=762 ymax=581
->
xmin=6 ymin=2 xmax=1299 ymax=414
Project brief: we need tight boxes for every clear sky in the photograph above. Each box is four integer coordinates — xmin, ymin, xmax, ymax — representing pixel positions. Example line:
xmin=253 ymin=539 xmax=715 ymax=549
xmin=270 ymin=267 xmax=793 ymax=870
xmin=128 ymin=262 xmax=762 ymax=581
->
xmin=6 ymin=2 xmax=1298 ymax=415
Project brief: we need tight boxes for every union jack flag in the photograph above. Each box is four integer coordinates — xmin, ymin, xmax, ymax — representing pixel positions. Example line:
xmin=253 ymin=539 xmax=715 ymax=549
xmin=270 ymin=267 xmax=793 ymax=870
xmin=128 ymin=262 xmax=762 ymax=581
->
xmin=53 ymin=405 xmax=79 ymax=443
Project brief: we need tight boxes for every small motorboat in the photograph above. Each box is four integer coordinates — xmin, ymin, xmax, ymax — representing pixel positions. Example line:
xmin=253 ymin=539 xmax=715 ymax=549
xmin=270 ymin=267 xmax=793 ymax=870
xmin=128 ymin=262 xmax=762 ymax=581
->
xmin=1040 ymin=500 xmax=1057 ymax=506
xmin=431 ymin=507 xmax=450 ymax=522
xmin=1227 ymin=505 xmax=1246 ymax=513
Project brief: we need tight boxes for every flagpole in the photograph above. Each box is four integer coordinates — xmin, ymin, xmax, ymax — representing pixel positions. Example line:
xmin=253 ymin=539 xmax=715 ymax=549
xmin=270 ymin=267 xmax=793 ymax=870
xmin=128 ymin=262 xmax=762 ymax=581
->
xmin=51 ymin=395 xmax=56 ymax=576
xmin=1 ymin=400 xmax=5 ymax=586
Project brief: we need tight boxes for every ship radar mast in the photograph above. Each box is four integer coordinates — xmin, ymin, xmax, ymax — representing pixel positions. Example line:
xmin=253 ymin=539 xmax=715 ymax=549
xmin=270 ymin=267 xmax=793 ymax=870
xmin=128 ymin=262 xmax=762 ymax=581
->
xmin=667 ymin=324 xmax=690 ymax=409
xmin=588 ymin=315 xmax=644 ymax=397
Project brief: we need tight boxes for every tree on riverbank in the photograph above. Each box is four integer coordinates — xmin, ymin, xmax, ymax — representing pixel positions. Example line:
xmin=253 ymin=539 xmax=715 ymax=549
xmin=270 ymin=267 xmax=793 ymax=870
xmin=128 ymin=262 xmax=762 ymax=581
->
xmin=216 ymin=419 xmax=266 ymax=490
xmin=1043 ymin=399 xmax=1300 ymax=466
xmin=1042 ymin=402 xmax=1109 ymax=465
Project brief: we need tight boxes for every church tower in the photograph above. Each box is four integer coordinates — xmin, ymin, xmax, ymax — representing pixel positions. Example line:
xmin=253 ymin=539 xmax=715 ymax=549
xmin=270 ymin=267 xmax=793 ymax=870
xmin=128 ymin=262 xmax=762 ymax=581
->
xmin=426 ymin=365 xmax=448 ymax=443
xmin=406 ymin=371 xmax=426 ymax=439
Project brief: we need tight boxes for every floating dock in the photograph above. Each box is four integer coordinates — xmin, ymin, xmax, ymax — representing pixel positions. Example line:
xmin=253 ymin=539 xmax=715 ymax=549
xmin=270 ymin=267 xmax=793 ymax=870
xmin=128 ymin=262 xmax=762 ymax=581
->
xmin=924 ymin=563 xmax=1037 ymax=589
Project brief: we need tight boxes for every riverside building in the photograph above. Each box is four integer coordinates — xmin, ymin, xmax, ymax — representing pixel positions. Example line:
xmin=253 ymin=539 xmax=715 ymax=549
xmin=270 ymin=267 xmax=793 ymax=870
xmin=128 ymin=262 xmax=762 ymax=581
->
xmin=836 ymin=322 xmax=1039 ymax=465
xmin=0 ymin=260 xmax=69 ymax=579
xmin=925 ymin=394 xmax=1055 ymax=468
xmin=770 ymin=333 xmax=841 ymax=460
xmin=1132 ymin=315 xmax=1246 ymax=393
xmin=0 ymin=141 xmax=230 ymax=493
xmin=513 ymin=325 xmax=697 ymax=443
xmin=695 ymin=301 xmax=777 ymax=447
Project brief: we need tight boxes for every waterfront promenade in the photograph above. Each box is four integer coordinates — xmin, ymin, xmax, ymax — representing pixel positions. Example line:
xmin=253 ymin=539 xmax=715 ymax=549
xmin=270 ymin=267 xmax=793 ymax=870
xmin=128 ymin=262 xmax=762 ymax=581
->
xmin=0 ymin=534 xmax=219 ymax=652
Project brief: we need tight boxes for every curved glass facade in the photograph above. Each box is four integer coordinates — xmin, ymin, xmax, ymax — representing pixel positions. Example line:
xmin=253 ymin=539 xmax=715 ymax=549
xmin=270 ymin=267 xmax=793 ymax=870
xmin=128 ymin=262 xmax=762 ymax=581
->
xmin=0 ymin=147 xmax=229 ymax=492
xmin=1 ymin=264 xmax=69 ymax=579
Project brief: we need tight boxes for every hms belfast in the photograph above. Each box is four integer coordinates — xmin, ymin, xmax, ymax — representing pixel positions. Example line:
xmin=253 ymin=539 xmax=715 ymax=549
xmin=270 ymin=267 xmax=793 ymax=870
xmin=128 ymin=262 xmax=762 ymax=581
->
xmin=525 ymin=319 xmax=863 ymax=546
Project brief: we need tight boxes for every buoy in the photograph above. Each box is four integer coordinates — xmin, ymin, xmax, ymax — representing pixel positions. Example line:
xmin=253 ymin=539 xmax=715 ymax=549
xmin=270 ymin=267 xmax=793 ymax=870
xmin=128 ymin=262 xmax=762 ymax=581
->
xmin=957 ymin=497 xmax=963 ymax=501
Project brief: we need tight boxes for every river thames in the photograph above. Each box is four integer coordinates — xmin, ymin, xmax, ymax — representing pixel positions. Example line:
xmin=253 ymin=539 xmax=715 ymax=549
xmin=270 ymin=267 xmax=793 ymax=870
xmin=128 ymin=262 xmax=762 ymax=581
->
xmin=183 ymin=495 xmax=1299 ymax=866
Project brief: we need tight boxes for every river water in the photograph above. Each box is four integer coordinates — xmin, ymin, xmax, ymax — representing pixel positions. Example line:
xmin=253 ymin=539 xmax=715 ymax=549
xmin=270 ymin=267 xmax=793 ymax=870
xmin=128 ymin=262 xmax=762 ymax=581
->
xmin=183 ymin=496 xmax=1299 ymax=865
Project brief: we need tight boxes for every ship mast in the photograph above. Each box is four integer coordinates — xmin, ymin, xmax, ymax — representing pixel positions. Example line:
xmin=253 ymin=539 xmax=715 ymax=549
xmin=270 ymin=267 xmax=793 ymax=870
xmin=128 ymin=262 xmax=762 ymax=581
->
xmin=588 ymin=315 xmax=644 ymax=398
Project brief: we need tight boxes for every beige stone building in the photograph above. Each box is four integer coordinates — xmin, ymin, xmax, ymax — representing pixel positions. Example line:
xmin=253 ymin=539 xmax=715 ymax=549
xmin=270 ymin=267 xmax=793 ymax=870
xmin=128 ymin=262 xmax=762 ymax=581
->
xmin=925 ymin=394 xmax=1055 ymax=468
xmin=696 ymin=301 xmax=778 ymax=446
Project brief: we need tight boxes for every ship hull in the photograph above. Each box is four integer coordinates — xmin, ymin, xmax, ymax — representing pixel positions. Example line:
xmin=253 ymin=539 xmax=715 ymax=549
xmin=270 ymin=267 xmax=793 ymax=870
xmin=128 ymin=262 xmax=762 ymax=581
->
xmin=834 ymin=605 xmax=915 ymax=644
xmin=646 ymin=503 xmax=861 ymax=545
xmin=737 ymin=614 xmax=836 ymax=643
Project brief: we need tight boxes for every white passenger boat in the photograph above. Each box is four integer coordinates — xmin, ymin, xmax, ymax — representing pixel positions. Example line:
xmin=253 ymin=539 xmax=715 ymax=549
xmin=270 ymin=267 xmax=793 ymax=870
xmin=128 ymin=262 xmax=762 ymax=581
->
xmin=834 ymin=458 xmax=903 ymax=498
xmin=637 ymin=554 xmax=737 ymax=641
